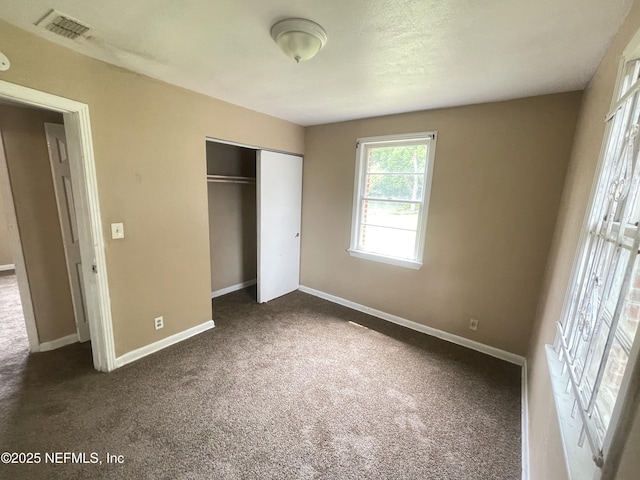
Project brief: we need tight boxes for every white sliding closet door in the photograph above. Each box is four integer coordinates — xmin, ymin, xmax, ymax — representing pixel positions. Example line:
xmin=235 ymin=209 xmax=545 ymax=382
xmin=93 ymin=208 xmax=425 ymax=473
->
xmin=257 ymin=150 xmax=302 ymax=303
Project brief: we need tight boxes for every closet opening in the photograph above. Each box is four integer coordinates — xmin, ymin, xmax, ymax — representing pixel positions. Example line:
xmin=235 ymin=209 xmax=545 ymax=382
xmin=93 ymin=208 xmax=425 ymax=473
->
xmin=205 ymin=138 xmax=303 ymax=305
xmin=207 ymin=141 xmax=258 ymax=300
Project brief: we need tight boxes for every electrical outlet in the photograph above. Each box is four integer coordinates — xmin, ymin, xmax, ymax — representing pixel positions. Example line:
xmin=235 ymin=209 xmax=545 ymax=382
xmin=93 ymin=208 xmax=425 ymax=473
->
xmin=469 ymin=318 xmax=479 ymax=331
xmin=154 ymin=316 xmax=164 ymax=330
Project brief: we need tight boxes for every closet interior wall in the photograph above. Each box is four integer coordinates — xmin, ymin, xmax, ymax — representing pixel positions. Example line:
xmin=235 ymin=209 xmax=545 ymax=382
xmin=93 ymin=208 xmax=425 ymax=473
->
xmin=206 ymin=141 xmax=257 ymax=296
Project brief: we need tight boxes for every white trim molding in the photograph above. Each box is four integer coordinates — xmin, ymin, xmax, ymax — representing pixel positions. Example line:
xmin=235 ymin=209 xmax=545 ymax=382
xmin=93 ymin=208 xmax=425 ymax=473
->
xmin=347 ymin=249 xmax=423 ymax=270
xmin=546 ymin=345 xmax=598 ymax=479
xmin=211 ymin=279 xmax=257 ymax=298
xmin=522 ymin=361 xmax=530 ymax=480
xmin=39 ymin=333 xmax=79 ymax=352
xmin=205 ymin=136 xmax=301 ymax=157
xmin=0 ymin=264 xmax=15 ymax=271
xmin=299 ymin=285 xmax=525 ymax=366
xmin=114 ymin=320 xmax=215 ymax=368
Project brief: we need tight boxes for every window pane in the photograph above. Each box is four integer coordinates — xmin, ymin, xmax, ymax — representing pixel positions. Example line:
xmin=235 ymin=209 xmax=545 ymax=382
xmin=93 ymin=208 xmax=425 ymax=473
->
xmin=620 ymin=254 xmax=640 ymax=344
xmin=359 ymin=224 xmax=416 ymax=259
xmin=367 ymin=145 xmax=427 ymax=173
xmin=627 ymin=183 xmax=640 ymax=226
xmin=583 ymin=320 xmax=611 ymax=403
xmin=364 ymin=174 xmax=424 ymax=201
xmin=603 ymin=247 xmax=629 ymax=314
xmin=361 ymin=200 xmax=419 ymax=230
xmin=595 ymin=338 xmax=629 ymax=440
xmin=619 ymin=59 xmax=640 ymax=98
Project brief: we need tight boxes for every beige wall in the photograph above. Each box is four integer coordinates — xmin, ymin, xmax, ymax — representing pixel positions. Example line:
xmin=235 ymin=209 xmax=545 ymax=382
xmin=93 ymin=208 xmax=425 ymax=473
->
xmin=0 ymin=181 xmax=12 ymax=266
xmin=617 ymin=404 xmax=640 ymax=479
xmin=526 ymin=2 xmax=640 ymax=479
xmin=208 ymin=184 xmax=257 ymax=292
xmin=0 ymin=21 xmax=304 ymax=357
xmin=207 ymin=142 xmax=257 ymax=293
xmin=302 ymin=93 xmax=581 ymax=356
xmin=0 ymin=105 xmax=75 ymax=342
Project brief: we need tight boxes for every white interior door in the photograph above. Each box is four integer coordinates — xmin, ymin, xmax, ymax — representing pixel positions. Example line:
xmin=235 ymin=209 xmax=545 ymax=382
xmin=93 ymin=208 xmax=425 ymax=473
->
xmin=45 ymin=123 xmax=90 ymax=342
xmin=257 ymin=150 xmax=302 ymax=303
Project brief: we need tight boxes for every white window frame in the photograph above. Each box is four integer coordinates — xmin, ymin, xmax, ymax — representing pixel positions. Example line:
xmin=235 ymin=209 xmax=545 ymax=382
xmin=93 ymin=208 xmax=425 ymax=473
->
xmin=548 ymin=28 xmax=640 ymax=480
xmin=347 ymin=132 xmax=437 ymax=269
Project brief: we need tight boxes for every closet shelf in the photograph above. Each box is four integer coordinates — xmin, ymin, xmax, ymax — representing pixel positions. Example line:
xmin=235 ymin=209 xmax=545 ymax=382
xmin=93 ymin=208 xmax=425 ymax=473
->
xmin=207 ymin=175 xmax=256 ymax=184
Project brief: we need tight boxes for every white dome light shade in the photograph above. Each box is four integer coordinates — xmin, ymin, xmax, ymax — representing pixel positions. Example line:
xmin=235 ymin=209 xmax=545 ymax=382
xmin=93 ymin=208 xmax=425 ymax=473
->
xmin=270 ymin=18 xmax=327 ymax=63
xmin=0 ymin=51 xmax=10 ymax=71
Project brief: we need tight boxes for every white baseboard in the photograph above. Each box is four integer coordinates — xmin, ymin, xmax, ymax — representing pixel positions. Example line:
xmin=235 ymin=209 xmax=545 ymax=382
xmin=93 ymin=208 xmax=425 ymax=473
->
xmin=39 ymin=333 xmax=78 ymax=352
xmin=0 ymin=263 xmax=15 ymax=272
xmin=114 ymin=320 xmax=215 ymax=368
xmin=522 ymin=361 xmax=530 ymax=480
xmin=298 ymin=285 xmax=526 ymax=366
xmin=211 ymin=279 xmax=257 ymax=298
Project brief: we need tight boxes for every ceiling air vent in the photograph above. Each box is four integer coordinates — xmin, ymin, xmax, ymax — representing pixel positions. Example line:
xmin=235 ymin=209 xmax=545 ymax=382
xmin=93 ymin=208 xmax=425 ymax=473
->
xmin=35 ymin=9 xmax=92 ymax=41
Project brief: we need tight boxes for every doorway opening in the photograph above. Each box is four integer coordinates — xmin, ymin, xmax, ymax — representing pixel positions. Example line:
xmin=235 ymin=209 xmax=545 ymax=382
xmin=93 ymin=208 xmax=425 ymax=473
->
xmin=0 ymin=80 xmax=116 ymax=372
xmin=0 ymin=146 xmax=20 ymax=353
xmin=0 ymin=104 xmax=69 ymax=360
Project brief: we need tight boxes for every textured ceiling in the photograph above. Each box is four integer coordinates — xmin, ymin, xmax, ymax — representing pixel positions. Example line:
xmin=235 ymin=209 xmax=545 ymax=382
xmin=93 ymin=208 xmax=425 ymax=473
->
xmin=0 ymin=0 xmax=633 ymax=126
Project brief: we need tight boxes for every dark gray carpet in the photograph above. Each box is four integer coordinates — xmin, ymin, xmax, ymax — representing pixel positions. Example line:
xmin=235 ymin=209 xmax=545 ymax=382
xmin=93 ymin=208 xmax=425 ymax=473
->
xmin=0 ymin=284 xmax=521 ymax=479
xmin=0 ymin=272 xmax=30 ymax=395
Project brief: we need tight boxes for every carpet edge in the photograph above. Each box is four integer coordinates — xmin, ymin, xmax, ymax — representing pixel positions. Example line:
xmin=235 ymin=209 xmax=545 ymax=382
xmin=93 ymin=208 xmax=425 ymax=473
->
xmin=114 ymin=320 xmax=215 ymax=368
xmin=298 ymin=285 xmax=526 ymax=366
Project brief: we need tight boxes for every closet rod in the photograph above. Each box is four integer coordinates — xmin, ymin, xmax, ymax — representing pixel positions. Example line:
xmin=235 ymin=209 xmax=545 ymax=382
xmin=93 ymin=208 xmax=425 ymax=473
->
xmin=206 ymin=175 xmax=256 ymax=185
xmin=207 ymin=179 xmax=255 ymax=184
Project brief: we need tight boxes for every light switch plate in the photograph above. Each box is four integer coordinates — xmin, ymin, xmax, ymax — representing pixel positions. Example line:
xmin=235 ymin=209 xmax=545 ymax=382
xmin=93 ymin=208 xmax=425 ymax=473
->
xmin=111 ymin=222 xmax=124 ymax=239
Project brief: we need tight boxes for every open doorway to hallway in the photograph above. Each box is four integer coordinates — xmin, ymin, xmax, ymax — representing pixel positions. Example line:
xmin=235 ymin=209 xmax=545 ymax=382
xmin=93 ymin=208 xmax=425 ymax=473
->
xmin=0 ymin=102 xmax=88 ymax=360
xmin=0 ymin=127 xmax=27 ymax=359
xmin=0 ymin=80 xmax=115 ymax=372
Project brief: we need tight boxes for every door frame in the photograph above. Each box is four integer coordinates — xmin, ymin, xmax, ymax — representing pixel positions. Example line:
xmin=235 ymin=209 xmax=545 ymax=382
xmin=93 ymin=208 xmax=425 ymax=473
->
xmin=0 ymin=80 xmax=116 ymax=372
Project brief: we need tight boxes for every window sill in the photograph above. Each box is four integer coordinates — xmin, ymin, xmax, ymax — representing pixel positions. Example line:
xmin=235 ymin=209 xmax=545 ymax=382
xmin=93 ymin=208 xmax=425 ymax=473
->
xmin=347 ymin=249 xmax=422 ymax=270
xmin=545 ymin=344 xmax=599 ymax=480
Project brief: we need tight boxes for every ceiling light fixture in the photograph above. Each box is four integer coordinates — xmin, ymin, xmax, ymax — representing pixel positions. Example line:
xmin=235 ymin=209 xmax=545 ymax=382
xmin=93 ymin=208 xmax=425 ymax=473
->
xmin=270 ymin=18 xmax=327 ymax=63
xmin=0 ymin=51 xmax=10 ymax=71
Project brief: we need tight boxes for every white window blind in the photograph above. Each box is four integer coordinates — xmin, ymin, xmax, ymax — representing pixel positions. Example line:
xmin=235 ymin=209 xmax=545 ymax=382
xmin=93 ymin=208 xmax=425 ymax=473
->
xmin=556 ymin=58 xmax=640 ymax=469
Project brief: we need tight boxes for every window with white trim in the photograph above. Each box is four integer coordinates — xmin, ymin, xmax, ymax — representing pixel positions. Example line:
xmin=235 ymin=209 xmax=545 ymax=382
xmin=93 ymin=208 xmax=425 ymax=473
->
xmin=551 ymin=54 xmax=640 ymax=478
xmin=348 ymin=132 xmax=436 ymax=269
